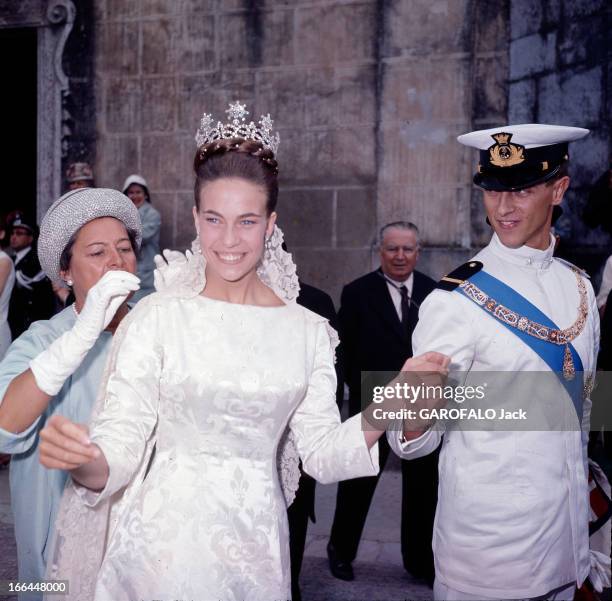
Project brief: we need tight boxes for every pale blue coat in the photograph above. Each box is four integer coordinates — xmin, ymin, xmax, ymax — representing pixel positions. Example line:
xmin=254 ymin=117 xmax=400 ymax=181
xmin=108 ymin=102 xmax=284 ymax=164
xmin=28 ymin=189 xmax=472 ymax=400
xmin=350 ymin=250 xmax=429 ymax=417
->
xmin=0 ymin=307 xmax=111 ymax=601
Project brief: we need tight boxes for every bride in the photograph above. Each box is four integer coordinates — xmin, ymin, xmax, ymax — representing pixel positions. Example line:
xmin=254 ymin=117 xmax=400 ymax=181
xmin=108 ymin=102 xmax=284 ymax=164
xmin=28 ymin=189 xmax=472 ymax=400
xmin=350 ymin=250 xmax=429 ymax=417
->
xmin=39 ymin=103 xmax=448 ymax=601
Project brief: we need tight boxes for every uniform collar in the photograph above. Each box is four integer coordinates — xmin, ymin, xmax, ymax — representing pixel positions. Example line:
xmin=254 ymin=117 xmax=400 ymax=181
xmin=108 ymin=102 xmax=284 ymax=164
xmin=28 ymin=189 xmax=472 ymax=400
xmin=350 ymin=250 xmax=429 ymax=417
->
xmin=14 ymin=246 xmax=32 ymax=264
xmin=489 ymin=232 xmax=555 ymax=269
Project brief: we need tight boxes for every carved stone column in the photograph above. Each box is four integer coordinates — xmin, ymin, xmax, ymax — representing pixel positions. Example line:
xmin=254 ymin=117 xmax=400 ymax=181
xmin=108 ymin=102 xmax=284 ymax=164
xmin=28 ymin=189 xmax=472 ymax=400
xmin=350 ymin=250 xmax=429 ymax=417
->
xmin=37 ymin=0 xmax=75 ymax=219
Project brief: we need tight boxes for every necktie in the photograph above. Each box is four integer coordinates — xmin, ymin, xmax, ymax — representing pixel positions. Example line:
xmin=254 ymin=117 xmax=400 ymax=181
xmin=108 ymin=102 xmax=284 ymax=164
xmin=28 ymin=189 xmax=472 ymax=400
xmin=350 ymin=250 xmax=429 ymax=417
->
xmin=399 ymin=285 xmax=411 ymax=334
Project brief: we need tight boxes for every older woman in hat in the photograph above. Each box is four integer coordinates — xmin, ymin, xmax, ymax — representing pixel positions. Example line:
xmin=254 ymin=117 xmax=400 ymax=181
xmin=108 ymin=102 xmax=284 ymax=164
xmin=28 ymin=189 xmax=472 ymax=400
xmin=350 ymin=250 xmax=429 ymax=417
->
xmin=0 ymin=188 xmax=141 ymax=600
xmin=122 ymin=174 xmax=161 ymax=301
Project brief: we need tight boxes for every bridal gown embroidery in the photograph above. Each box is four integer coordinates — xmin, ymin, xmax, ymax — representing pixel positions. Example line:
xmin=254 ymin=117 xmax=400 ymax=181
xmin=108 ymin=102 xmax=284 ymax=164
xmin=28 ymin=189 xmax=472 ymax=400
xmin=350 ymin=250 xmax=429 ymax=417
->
xmin=82 ymin=295 xmax=376 ymax=601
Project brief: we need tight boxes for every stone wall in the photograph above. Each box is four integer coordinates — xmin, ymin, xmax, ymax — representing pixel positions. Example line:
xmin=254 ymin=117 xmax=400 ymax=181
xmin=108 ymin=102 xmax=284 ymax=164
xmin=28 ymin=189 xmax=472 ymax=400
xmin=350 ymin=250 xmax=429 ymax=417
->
xmin=508 ymin=0 xmax=611 ymax=278
xmin=90 ymin=0 xmax=510 ymax=302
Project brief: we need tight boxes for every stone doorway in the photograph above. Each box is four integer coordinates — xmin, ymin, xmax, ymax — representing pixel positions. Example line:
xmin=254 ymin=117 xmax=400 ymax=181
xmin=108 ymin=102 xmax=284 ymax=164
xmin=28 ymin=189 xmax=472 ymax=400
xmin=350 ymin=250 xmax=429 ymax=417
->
xmin=0 ymin=27 xmax=37 ymax=221
xmin=0 ymin=0 xmax=76 ymax=224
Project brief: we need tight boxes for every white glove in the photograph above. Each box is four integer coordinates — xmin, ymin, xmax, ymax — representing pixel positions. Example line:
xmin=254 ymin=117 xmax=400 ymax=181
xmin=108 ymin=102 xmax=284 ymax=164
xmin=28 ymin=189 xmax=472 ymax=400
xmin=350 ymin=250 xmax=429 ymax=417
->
xmin=153 ymin=248 xmax=204 ymax=297
xmin=153 ymin=249 xmax=189 ymax=293
xmin=589 ymin=549 xmax=611 ymax=592
xmin=30 ymin=270 xmax=140 ymax=396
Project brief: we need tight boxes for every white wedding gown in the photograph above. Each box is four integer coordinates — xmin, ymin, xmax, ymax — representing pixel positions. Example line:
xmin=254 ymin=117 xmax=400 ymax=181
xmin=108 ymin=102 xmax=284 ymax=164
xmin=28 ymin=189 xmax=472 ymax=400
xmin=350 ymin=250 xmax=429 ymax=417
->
xmin=67 ymin=292 xmax=377 ymax=601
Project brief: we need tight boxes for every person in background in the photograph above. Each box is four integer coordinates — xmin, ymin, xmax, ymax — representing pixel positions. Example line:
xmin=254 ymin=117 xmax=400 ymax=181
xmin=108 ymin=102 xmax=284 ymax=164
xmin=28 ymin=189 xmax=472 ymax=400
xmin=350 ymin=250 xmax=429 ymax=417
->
xmin=0 ymin=188 xmax=141 ymax=601
xmin=7 ymin=212 xmax=55 ymax=339
xmin=0 ymin=216 xmax=15 ymax=469
xmin=122 ymin=174 xmax=161 ymax=302
xmin=596 ymin=254 xmax=612 ymax=317
xmin=65 ymin=162 xmax=95 ymax=191
xmin=55 ymin=162 xmax=95 ymax=305
xmin=583 ymin=166 xmax=612 ymax=317
xmin=327 ymin=221 xmax=438 ymax=585
xmin=0 ymin=216 xmax=15 ymax=359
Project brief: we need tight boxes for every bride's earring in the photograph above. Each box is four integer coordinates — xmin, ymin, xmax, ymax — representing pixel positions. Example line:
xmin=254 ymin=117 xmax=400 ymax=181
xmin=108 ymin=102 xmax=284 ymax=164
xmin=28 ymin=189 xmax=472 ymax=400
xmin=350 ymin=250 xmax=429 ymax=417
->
xmin=191 ymin=236 xmax=203 ymax=255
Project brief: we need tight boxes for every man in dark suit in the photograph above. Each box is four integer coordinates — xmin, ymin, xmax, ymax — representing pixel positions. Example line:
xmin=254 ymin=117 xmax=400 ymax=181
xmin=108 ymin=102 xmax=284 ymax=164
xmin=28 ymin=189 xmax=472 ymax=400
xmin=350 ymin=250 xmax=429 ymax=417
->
xmin=327 ymin=221 xmax=439 ymax=585
xmin=7 ymin=212 xmax=55 ymax=339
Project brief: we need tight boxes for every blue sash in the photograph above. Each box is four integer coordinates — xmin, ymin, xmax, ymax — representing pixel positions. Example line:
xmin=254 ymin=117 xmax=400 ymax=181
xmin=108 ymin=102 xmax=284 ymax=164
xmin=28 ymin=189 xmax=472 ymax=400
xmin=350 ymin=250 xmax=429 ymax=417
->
xmin=455 ymin=270 xmax=584 ymax=421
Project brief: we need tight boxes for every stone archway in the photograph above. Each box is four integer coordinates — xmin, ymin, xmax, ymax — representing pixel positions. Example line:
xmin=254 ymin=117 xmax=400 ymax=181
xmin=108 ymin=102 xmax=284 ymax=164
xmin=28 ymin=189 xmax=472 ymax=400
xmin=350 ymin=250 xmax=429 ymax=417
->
xmin=0 ymin=0 xmax=76 ymax=221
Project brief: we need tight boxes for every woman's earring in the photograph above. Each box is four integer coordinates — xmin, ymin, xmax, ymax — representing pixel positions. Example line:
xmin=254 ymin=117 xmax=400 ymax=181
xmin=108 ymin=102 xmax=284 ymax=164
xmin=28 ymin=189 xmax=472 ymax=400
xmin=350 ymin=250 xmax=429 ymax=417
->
xmin=264 ymin=236 xmax=271 ymax=250
xmin=66 ymin=279 xmax=73 ymax=287
xmin=191 ymin=236 xmax=203 ymax=255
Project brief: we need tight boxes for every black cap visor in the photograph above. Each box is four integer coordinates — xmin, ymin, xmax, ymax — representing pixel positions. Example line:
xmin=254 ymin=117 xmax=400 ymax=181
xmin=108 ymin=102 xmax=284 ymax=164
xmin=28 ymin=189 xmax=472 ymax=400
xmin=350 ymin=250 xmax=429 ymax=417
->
xmin=474 ymin=163 xmax=562 ymax=191
xmin=474 ymin=141 xmax=568 ymax=191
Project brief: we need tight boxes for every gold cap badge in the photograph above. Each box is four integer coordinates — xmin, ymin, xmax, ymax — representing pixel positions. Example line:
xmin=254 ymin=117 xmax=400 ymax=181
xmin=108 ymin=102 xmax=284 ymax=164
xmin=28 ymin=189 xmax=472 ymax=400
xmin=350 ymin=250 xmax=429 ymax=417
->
xmin=489 ymin=132 xmax=525 ymax=167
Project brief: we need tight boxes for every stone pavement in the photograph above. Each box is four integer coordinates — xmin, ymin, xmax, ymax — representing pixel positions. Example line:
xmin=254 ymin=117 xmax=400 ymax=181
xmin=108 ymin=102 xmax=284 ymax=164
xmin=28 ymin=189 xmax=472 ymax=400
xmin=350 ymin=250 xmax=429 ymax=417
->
xmin=0 ymin=454 xmax=430 ymax=601
xmin=299 ymin=451 xmax=432 ymax=600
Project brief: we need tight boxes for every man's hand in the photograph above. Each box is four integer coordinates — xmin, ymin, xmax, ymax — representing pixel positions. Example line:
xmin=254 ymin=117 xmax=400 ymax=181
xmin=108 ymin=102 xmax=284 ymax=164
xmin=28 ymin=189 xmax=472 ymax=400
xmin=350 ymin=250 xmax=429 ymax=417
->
xmin=397 ymin=351 xmax=451 ymax=439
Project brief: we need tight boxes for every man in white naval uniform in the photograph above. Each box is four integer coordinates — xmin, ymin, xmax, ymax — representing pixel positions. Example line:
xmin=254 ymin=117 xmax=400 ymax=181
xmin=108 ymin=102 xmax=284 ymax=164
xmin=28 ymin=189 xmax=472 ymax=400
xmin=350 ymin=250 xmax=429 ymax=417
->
xmin=388 ymin=124 xmax=602 ymax=600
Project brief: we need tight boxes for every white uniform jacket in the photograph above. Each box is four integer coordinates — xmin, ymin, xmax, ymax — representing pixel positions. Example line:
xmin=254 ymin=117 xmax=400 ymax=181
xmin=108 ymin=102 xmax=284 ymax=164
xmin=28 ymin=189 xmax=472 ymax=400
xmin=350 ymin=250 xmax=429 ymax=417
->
xmin=388 ymin=233 xmax=599 ymax=598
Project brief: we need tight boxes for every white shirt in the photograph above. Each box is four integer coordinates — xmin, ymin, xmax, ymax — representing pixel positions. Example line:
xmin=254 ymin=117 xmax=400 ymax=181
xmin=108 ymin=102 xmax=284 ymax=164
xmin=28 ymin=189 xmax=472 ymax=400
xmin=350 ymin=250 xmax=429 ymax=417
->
xmin=384 ymin=272 xmax=414 ymax=321
xmin=388 ymin=233 xmax=599 ymax=598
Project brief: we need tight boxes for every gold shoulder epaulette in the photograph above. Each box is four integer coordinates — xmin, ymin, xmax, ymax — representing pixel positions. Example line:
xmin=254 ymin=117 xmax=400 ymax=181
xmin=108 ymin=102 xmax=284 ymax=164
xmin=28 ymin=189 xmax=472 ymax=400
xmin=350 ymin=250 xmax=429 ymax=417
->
xmin=437 ymin=261 xmax=483 ymax=291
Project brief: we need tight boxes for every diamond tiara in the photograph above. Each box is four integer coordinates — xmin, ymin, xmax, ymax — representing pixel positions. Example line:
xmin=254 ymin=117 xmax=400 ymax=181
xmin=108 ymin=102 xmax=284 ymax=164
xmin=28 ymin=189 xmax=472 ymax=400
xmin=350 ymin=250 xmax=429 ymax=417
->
xmin=194 ymin=101 xmax=280 ymax=155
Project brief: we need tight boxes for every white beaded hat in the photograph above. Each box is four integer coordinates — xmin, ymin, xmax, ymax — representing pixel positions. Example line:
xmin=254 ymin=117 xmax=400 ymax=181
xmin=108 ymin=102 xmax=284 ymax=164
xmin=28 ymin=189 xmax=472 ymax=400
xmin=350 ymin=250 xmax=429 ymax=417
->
xmin=38 ymin=188 xmax=142 ymax=284
xmin=122 ymin=174 xmax=148 ymax=193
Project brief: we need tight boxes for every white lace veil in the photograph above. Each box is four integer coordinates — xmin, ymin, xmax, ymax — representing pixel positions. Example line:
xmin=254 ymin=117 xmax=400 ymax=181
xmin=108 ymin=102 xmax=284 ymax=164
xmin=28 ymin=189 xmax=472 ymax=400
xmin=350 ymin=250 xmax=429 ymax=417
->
xmin=44 ymin=225 xmax=313 ymax=600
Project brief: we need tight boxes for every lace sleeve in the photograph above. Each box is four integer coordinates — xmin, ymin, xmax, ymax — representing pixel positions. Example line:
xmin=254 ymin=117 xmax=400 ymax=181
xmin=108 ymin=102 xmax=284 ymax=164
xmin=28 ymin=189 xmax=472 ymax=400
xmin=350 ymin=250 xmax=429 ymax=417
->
xmin=277 ymin=429 xmax=301 ymax=506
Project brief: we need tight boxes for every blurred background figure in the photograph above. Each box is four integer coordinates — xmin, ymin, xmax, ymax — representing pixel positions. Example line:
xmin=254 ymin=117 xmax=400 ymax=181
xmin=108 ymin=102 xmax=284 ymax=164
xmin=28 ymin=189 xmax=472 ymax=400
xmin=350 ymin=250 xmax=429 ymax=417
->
xmin=0 ymin=216 xmax=13 ymax=468
xmin=583 ymin=165 xmax=612 ymax=315
xmin=584 ymin=165 xmax=612 ymax=235
xmin=122 ymin=174 xmax=160 ymax=302
xmin=6 ymin=212 xmax=55 ymax=340
xmin=0 ymin=216 xmax=15 ymax=359
xmin=597 ymin=255 xmax=612 ymax=317
xmin=65 ymin=161 xmax=94 ymax=191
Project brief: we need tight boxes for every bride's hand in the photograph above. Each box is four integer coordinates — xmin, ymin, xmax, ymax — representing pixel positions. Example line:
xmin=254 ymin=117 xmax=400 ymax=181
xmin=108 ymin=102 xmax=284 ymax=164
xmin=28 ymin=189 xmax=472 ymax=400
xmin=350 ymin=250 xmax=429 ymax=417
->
xmin=399 ymin=351 xmax=451 ymax=395
xmin=396 ymin=351 xmax=451 ymax=435
xmin=402 ymin=351 xmax=450 ymax=374
xmin=39 ymin=414 xmax=100 ymax=471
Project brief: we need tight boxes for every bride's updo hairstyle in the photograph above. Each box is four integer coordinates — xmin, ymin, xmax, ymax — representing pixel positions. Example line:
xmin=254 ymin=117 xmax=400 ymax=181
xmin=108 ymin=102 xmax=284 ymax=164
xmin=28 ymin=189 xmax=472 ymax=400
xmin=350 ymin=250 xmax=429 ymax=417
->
xmin=194 ymin=137 xmax=279 ymax=216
